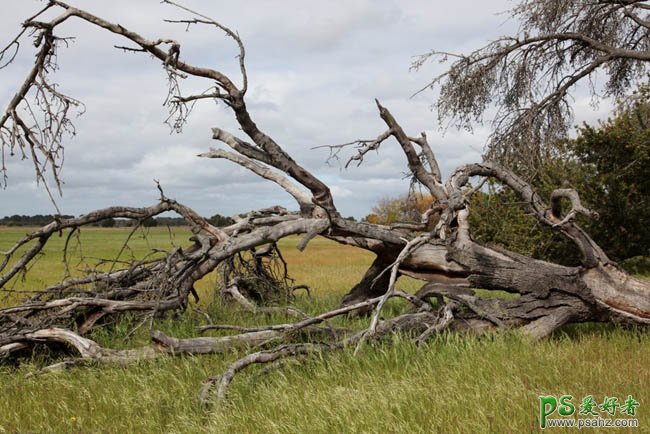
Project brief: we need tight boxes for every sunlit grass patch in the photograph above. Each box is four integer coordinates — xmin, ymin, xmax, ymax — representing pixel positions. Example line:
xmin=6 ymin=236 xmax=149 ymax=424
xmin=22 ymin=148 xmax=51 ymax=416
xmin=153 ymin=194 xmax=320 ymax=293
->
xmin=0 ymin=227 xmax=648 ymax=433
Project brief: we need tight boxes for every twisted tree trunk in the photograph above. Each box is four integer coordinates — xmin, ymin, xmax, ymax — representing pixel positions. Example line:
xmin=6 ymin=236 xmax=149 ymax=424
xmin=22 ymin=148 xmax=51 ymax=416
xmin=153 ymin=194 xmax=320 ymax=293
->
xmin=0 ymin=0 xmax=648 ymax=403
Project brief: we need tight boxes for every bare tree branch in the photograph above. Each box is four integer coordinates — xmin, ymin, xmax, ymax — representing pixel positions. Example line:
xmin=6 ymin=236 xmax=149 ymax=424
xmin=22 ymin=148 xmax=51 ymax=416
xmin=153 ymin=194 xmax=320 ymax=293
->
xmin=414 ymin=0 xmax=650 ymax=170
xmin=1 ymin=1 xmax=650 ymax=411
xmin=199 ymin=147 xmax=312 ymax=211
xmin=161 ymin=0 xmax=248 ymax=94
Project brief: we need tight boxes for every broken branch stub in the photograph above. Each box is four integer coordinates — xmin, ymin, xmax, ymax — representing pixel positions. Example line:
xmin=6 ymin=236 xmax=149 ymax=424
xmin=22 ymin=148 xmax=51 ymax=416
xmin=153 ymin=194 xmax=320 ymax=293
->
xmin=0 ymin=0 xmax=648 ymax=407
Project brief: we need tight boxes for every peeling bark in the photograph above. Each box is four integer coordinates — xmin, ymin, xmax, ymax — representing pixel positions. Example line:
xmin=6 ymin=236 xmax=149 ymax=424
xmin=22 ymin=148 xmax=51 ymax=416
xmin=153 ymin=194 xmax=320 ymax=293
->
xmin=0 ymin=0 xmax=648 ymax=406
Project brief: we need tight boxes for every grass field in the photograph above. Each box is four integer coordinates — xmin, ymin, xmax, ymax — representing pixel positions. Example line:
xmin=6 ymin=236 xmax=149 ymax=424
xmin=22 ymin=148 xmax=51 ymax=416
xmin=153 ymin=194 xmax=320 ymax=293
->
xmin=0 ymin=227 xmax=648 ymax=433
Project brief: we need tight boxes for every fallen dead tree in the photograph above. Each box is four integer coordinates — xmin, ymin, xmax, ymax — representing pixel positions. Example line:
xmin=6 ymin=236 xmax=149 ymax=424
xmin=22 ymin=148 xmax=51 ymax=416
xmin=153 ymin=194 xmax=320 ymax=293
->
xmin=0 ymin=0 xmax=649 ymax=405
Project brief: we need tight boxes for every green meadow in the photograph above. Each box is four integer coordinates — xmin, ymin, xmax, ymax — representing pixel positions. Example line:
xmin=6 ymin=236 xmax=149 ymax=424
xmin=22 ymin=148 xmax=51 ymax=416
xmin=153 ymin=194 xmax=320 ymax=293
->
xmin=0 ymin=226 xmax=648 ymax=433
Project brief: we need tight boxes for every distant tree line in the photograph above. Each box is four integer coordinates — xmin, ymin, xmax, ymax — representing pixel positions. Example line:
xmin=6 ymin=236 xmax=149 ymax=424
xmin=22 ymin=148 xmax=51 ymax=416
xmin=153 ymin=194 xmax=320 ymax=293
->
xmin=0 ymin=213 xmax=237 ymax=228
xmin=0 ymin=214 xmax=76 ymax=226
xmin=364 ymin=85 xmax=650 ymax=273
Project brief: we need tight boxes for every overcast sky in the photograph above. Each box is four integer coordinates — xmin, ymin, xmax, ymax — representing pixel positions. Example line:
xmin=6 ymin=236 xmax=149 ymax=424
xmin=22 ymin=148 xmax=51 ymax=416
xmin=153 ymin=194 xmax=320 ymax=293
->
xmin=0 ymin=0 xmax=614 ymax=219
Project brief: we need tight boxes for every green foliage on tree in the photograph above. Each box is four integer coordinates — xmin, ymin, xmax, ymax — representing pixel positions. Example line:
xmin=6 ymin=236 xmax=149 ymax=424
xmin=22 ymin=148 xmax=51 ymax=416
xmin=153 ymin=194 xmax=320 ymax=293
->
xmin=567 ymin=87 xmax=650 ymax=262
xmin=142 ymin=217 xmax=158 ymax=227
xmin=207 ymin=214 xmax=235 ymax=227
xmin=468 ymin=182 xmax=581 ymax=265
xmin=100 ymin=218 xmax=116 ymax=228
xmin=369 ymin=85 xmax=650 ymax=267
xmin=363 ymin=193 xmax=433 ymax=225
xmin=470 ymin=84 xmax=650 ymax=265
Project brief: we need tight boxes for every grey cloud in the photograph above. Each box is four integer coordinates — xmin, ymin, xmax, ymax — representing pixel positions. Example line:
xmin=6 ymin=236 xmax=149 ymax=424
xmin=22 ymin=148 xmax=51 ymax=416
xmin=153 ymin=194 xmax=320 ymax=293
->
xmin=0 ymin=0 xmax=602 ymax=219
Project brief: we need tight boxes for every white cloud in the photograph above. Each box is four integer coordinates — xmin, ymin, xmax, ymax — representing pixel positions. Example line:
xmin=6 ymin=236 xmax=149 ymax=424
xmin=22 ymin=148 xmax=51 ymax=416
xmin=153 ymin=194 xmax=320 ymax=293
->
xmin=0 ymin=0 xmax=607 ymax=219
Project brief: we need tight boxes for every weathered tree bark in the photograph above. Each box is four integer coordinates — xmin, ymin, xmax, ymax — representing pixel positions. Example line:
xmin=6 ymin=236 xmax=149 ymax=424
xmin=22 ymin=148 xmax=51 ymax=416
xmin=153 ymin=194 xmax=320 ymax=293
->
xmin=340 ymin=256 xmax=394 ymax=308
xmin=0 ymin=0 xmax=649 ymax=405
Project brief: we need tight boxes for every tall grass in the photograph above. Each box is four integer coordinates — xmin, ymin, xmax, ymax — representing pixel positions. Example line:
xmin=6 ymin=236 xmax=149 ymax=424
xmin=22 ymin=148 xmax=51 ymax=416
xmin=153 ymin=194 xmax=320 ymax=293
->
xmin=0 ymin=227 xmax=647 ymax=433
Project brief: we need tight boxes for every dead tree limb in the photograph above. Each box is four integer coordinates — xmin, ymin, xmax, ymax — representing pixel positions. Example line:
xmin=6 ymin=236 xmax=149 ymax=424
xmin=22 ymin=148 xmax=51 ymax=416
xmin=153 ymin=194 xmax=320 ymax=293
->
xmin=0 ymin=0 xmax=648 ymax=407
